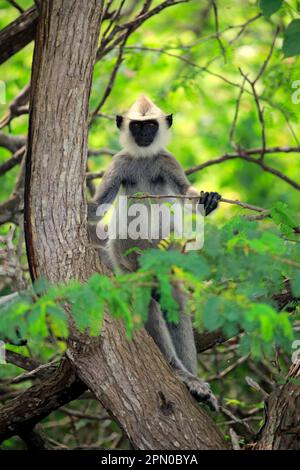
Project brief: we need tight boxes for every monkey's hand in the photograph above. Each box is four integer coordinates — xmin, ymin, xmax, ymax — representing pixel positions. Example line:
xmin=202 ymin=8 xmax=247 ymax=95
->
xmin=175 ymin=370 xmax=219 ymax=412
xmin=199 ymin=191 xmax=221 ymax=216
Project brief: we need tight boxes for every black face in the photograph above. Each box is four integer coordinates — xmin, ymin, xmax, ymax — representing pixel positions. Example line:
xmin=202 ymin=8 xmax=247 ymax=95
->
xmin=129 ymin=119 xmax=159 ymax=147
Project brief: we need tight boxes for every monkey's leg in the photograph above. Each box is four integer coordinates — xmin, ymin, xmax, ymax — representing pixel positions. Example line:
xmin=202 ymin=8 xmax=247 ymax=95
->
xmin=146 ymin=298 xmax=218 ymax=411
xmin=166 ymin=311 xmax=198 ymax=375
xmin=164 ymin=282 xmax=197 ymax=375
xmin=153 ymin=282 xmax=197 ymax=374
xmin=146 ymin=297 xmax=184 ymax=367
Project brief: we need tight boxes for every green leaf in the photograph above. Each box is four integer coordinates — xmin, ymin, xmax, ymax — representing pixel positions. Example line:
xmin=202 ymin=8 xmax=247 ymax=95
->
xmin=132 ymin=286 xmax=152 ymax=322
xmin=283 ymin=20 xmax=300 ymax=58
xmin=32 ymin=277 xmax=51 ymax=295
xmin=260 ymin=0 xmax=283 ymax=18
xmin=271 ymin=201 xmax=298 ymax=228
xmin=203 ymin=297 xmax=224 ymax=331
xmin=69 ymin=283 xmax=104 ymax=336
xmin=260 ymin=314 xmax=274 ymax=341
xmin=157 ymin=271 xmax=180 ymax=323
xmin=47 ymin=305 xmax=68 ymax=338
xmin=249 ymin=231 xmax=285 ymax=255
xmin=28 ymin=307 xmax=48 ymax=339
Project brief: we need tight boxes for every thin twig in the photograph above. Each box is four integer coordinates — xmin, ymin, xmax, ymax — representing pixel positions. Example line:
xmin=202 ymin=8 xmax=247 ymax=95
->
xmin=230 ymin=75 xmax=247 ymax=150
xmin=212 ymin=1 xmax=226 ymax=63
xmin=229 ymin=13 xmax=262 ymax=44
xmin=97 ymin=0 xmax=191 ymax=60
xmin=254 ymin=26 xmax=280 ymax=85
xmin=0 ymin=145 xmax=25 ymax=176
xmin=208 ymin=354 xmax=249 ymax=380
xmin=185 ymin=147 xmax=300 ymax=190
xmin=102 ymin=0 xmax=127 ymax=40
xmin=61 ymin=407 xmax=110 ymax=421
xmin=128 ymin=193 xmax=266 ymax=213
xmin=0 ymin=83 xmax=30 ymax=129
xmin=124 ymin=45 xmax=242 ymax=89
xmin=220 ymin=197 xmax=265 ymax=213
xmin=220 ymin=406 xmax=253 ymax=435
xmin=240 ymin=69 xmax=266 ymax=161
xmin=7 ymin=0 xmax=24 ymax=13
xmin=90 ymin=34 xmax=129 ymax=123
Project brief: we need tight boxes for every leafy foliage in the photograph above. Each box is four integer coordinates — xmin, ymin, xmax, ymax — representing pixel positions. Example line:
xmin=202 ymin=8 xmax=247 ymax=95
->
xmin=260 ymin=0 xmax=283 ymax=18
xmin=0 ymin=271 xmax=152 ymax=357
xmin=282 ymin=19 xmax=300 ymax=57
xmin=1 ymin=214 xmax=298 ymax=362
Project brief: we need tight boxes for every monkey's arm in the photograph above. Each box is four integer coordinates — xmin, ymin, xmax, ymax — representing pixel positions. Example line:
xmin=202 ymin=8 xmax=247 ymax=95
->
xmin=162 ymin=153 xmax=221 ymax=215
xmin=162 ymin=153 xmax=191 ymax=194
xmin=93 ymin=159 xmax=123 ymax=206
xmin=88 ymin=158 xmax=124 ymax=222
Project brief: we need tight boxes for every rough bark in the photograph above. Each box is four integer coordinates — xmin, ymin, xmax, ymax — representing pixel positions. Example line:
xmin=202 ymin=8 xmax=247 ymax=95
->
xmin=69 ymin=318 xmax=226 ymax=450
xmin=22 ymin=0 xmax=227 ymax=450
xmin=0 ymin=6 xmax=38 ymax=65
xmin=255 ymin=360 xmax=300 ymax=450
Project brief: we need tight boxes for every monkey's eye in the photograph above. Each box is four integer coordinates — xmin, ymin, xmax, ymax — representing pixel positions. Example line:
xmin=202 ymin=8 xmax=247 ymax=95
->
xmin=130 ymin=122 xmax=140 ymax=131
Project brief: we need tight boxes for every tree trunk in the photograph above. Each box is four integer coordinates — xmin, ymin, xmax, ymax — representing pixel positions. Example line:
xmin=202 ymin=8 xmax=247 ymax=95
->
xmin=255 ymin=360 xmax=300 ymax=450
xmin=23 ymin=0 xmax=227 ymax=450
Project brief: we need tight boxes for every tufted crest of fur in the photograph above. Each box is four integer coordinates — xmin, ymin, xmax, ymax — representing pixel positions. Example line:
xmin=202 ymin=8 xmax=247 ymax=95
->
xmin=126 ymin=95 xmax=164 ymax=120
xmin=120 ymin=95 xmax=171 ymax=157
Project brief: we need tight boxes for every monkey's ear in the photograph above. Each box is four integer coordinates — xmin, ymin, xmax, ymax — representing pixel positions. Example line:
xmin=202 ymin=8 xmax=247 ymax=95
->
xmin=166 ymin=114 xmax=173 ymax=128
xmin=116 ymin=115 xmax=123 ymax=129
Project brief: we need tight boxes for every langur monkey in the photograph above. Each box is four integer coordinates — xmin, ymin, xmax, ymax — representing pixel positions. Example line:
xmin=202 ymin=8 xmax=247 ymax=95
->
xmin=93 ymin=95 xmax=221 ymax=411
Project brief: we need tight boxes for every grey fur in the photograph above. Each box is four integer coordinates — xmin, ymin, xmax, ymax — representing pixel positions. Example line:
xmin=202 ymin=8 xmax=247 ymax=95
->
xmin=92 ymin=133 xmax=218 ymax=411
xmin=94 ymin=150 xmax=190 ymax=203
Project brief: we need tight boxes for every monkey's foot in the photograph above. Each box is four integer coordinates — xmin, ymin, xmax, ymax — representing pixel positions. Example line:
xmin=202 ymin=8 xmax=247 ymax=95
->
xmin=175 ymin=370 xmax=219 ymax=412
xmin=199 ymin=191 xmax=221 ymax=216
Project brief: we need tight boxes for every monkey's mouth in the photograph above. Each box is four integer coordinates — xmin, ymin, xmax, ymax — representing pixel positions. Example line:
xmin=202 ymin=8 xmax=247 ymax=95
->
xmin=134 ymin=137 xmax=155 ymax=147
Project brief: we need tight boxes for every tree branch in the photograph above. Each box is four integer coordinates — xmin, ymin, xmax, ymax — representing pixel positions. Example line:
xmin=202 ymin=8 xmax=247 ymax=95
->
xmin=0 ymin=358 xmax=86 ymax=443
xmin=97 ymin=0 xmax=192 ymax=61
xmin=0 ymin=7 xmax=38 ymax=65
xmin=0 ymin=132 xmax=26 ymax=153
xmin=0 ymin=145 xmax=25 ymax=176
xmin=185 ymin=147 xmax=300 ymax=190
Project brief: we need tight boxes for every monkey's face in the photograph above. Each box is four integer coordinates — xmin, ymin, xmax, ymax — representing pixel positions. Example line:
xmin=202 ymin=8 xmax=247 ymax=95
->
xmin=129 ymin=119 xmax=159 ymax=147
xmin=116 ymin=112 xmax=172 ymax=155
